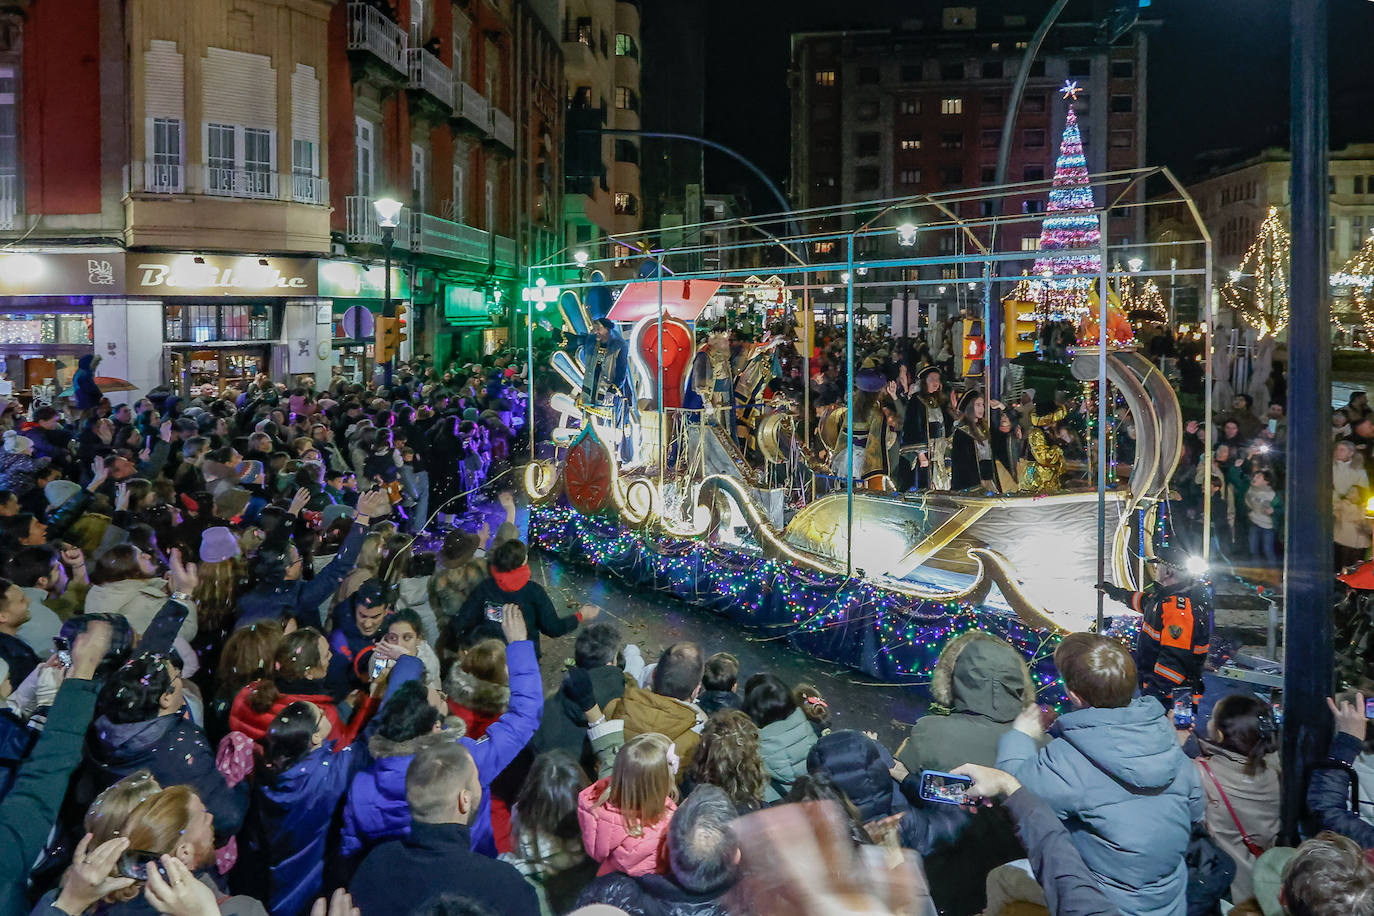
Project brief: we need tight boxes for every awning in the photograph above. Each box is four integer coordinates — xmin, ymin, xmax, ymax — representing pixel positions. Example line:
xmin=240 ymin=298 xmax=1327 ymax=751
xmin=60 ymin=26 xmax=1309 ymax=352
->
xmin=605 ymin=279 xmax=722 ymax=323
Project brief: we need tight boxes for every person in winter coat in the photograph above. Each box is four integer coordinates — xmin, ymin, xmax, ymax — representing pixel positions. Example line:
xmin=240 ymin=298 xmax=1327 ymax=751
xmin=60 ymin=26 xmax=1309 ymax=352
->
xmin=234 ymin=488 xmax=390 ymax=629
xmin=574 ymin=785 xmax=739 ymax=916
xmin=326 ymin=580 xmax=393 ymax=689
xmin=696 ymin=652 xmax=742 ymax=718
xmin=996 ymin=633 xmax=1203 ymax=916
xmin=1307 ymin=691 xmax=1374 ymax=848
xmin=348 ymin=741 xmax=540 ymax=916
xmin=446 ymin=539 xmax=600 ymax=659
xmin=745 ymin=673 xmax=819 ymax=802
xmin=1193 ymin=693 xmax=1281 ymax=901
xmin=345 ymin=610 xmax=540 ymax=859
xmin=578 ymin=732 xmax=679 ymax=878
xmin=500 ymin=751 xmax=594 ymax=915
xmin=604 ymin=643 xmax=707 ymax=779
xmin=680 ymin=709 xmax=767 ymax=814
xmin=73 ymin=354 xmax=104 ymax=412
xmin=897 ymin=630 xmax=1042 ymax=774
xmin=443 ymin=638 xmax=508 ymax=738
xmin=0 ymin=432 xmax=45 ymax=499
xmin=81 ymin=652 xmax=247 ymax=843
xmin=228 ymin=627 xmax=380 ymax=752
xmin=0 ymin=622 xmax=109 ymax=916
xmin=806 ymin=730 xmax=927 ymax=851
xmin=893 ymin=631 xmax=1039 ymax=916
xmin=237 ymin=659 xmax=418 ymax=916
xmin=84 ymin=544 xmax=198 ymax=644
xmin=532 ymin=623 xmax=629 ymax=772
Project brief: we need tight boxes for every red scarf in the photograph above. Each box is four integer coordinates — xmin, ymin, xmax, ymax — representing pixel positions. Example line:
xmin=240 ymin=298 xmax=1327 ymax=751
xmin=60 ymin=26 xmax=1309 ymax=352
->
xmin=492 ymin=564 xmax=531 ymax=592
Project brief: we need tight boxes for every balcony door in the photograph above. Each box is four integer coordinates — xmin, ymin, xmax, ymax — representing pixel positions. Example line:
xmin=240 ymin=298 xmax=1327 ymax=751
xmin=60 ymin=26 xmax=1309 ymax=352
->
xmin=355 ymin=117 xmax=375 ymax=199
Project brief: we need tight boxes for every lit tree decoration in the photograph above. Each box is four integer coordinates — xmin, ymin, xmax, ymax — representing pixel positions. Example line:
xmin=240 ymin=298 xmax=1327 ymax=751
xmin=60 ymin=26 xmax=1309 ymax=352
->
xmin=1220 ymin=206 xmax=1291 ymax=339
xmin=1117 ymin=262 xmax=1167 ymax=322
xmin=1030 ymin=86 xmax=1100 ymax=322
xmin=1336 ymin=228 xmax=1374 ymax=349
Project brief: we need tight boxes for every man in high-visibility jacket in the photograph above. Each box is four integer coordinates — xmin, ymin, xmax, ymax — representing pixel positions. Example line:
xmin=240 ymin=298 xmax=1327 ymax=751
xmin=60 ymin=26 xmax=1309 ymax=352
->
xmin=1098 ymin=546 xmax=1213 ymax=708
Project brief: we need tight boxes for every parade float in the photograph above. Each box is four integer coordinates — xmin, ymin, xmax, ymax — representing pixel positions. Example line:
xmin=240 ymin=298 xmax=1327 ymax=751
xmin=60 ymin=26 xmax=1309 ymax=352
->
xmin=523 ymin=89 xmax=1214 ymax=692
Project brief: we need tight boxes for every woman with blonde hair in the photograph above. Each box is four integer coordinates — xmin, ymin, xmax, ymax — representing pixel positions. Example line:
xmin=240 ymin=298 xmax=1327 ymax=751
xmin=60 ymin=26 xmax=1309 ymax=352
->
xmin=83 ymin=770 xmax=162 ymax=847
xmin=577 ymin=732 xmax=679 ymax=877
xmin=333 ymin=531 xmax=386 ymax=605
xmin=208 ymin=619 xmax=284 ymax=741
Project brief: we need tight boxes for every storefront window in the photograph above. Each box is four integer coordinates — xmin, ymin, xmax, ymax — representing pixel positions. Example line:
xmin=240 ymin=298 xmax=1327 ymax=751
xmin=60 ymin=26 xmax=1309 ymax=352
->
xmin=0 ymin=315 xmax=93 ymax=345
xmin=164 ymin=303 xmax=277 ymax=343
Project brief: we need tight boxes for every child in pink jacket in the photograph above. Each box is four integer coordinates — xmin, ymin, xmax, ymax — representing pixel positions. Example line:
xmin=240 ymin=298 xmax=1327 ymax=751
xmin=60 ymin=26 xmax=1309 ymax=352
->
xmin=577 ymin=732 xmax=679 ymax=877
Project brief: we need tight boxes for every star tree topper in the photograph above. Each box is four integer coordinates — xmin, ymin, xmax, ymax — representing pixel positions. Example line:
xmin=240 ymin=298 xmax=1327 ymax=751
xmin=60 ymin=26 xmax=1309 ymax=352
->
xmin=1060 ymin=80 xmax=1082 ymax=100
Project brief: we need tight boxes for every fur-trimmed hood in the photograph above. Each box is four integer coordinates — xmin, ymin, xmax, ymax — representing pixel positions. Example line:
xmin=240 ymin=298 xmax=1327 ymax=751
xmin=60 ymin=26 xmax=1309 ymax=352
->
xmin=929 ymin=630 xmax=1035 ymax=722
xmin=443 ymin=667 xmax=510 ymax=716
xmin=368 ymin=724 xmax=466 ymax=759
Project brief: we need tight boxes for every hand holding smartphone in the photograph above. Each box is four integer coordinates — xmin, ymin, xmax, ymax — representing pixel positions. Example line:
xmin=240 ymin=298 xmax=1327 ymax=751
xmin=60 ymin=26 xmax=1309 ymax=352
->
xmin=918 ymin=770 xmax=973 ymax=806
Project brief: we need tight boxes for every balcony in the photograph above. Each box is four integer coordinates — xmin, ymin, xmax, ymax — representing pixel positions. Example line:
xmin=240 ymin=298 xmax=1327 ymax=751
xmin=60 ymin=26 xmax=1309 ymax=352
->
xmin=143 ymin=161 xmax=184 ymax=194
xmin=347 ymin=2 xmax=407 ymax=75
xmin=494 ymin=234 xmax=518 ymax=270
xmin=453 ymin=81 xmax=490 ymax=134
xmin=414 ymin=212 xmax=490 ymax=263
xmin=205 ymin=166 xmax=278 ymax=200
xmin=0 ymin=174 xmax=16 ymax=230
xmin=345 ymin=195 xmax=414 ymax=248
xmin=291 ymin=174 xmax=329 ymax=205
xmin=489 ymin=108 xmax=515 ymax=151
xmin=407 ymin=47 xmax=454 ymax=108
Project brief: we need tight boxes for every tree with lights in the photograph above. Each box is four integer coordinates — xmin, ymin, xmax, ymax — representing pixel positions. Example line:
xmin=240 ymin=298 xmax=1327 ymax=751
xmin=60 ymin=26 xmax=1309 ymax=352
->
xmin=1338 ymin=227 xmax=1374 ymax=349
xmin=1031 ymin=82 xmax=1101 ymax=322
xmin=1220 ymin=206 xmax=1291 ymax=339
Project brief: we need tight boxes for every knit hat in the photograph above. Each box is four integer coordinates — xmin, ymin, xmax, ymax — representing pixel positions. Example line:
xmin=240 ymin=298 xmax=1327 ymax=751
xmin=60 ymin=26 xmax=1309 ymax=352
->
xmin=200 ymin=527 xmax=241 ymax=565
xmin=463 ymin=407 xmax=479 ymax=422
xmin=3 ymin=431 xmax=32 ymax=454
xmin=1251 ymin=846 xmax=1297 ymax=916
xmin=45 ymin=479 xmax=83 ymax=508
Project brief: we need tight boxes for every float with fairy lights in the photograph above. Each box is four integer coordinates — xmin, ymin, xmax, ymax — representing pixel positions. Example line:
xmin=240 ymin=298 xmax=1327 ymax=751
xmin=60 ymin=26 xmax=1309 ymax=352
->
xmin=523 ymin=95 xmax=1214 ymax=689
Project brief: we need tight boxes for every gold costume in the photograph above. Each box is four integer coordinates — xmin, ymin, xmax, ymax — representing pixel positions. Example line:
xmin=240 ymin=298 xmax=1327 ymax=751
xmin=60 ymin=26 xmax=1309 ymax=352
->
xmin=1020 ymin=405 xmax=1068 ymax=493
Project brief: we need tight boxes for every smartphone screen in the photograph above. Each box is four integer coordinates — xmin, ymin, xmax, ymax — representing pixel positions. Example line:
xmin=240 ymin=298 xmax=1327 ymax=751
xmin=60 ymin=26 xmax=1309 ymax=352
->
xmin=919 ymin=770 xmax=972 ymax=805
xmin=1172 ymin=689 xmax=1194 ymax=729
xmin=116 ymin=850 xmax=167 ymax=883
xmin=1364 ymin=697 xmax=1374 ymax=720
xmin=484 ymin=604 xmax=505 ymax=623
xmin=53 ymin=636 xmax=71 ymax=669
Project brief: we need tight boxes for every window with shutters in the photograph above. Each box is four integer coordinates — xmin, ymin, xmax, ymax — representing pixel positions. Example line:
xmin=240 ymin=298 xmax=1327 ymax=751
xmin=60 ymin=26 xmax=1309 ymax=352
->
xmin=202 ymin=48 xmax=277 ymax=199
xmin=149 ymin=118 xmax=184 ymax=192
xmin=290 ymin=64 xmax=321 ymax=203
xmin=940 ymin=97 xmax=963 ymax=115
xmin=355 ymin=118 xmax=375 ymax=199
xmin=291 ymin=140 xmax=317 ymax=200
xmin=448 ymin=163 xmax=464 ymax=221
xmin=206 ymin=123 xmax=236 ymax=193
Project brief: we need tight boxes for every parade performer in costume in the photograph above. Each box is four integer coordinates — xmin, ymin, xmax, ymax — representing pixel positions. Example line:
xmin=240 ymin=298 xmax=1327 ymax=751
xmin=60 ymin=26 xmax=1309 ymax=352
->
xmin=900 ymin=365 xmax=954 ymax=491
xmin=950 ymin=389 xmax=1002 ymax=493
xmin=734 ymin=334 xmax=787 ymax=456
xmin=1020 ymin=402 xmax=1068 ymax=493
xmin=690 ymin=328 xmax=735 ymax=431
xmin=564 ymin=318 xmax=635 ymax=459
xmin=1097 ymin=545 xmax=1213 ymax=708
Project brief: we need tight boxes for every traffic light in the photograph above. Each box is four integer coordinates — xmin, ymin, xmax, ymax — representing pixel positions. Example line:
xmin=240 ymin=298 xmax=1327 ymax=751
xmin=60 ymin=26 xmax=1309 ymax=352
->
xmin=961 ymin=318 xmax=985 ymax=379
xmin=375 ymin=304 xmax=409 ymax=365
xmin=1002 ymin=297 xmax=1038 ymax=360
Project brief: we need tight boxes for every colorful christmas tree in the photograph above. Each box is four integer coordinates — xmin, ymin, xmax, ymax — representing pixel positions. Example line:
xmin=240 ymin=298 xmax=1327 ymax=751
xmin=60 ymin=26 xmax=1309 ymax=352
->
xmin=1031 ymin=82 xmax=1101 ymax=322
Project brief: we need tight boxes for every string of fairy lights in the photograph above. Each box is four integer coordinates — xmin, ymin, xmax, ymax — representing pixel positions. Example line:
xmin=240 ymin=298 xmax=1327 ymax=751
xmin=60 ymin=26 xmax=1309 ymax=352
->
xmin=1220 ymin=206 xmax=1292 ymax=340
xmin=528 ymin=502 xmax=1098 ymax=702
xmin=1337 ymin=228 xmax=1374 ymax=350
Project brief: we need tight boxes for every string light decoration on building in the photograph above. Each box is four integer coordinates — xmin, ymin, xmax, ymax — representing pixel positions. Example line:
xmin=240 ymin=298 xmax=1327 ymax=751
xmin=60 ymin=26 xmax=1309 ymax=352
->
xmin=1220 ymin=206 xmax=1291 ymax=339
xmin=1336 ymin=228 xmax=1374 ymax=350
xmin=1117 ymin=262 xmax=1167 ymax=322
xmin=1029 ymin=86 xmax=1101 ymax=323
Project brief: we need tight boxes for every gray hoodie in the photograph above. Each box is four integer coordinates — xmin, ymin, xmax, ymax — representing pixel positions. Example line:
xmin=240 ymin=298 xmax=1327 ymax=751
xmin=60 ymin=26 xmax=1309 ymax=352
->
xmin=997 ymin=697 xmax=1204 ymax=916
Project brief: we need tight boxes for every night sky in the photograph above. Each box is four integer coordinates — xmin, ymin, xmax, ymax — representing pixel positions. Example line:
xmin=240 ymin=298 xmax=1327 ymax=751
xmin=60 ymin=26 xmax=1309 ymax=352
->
xmin=700 ymin=0 xmax=1374 ymax=200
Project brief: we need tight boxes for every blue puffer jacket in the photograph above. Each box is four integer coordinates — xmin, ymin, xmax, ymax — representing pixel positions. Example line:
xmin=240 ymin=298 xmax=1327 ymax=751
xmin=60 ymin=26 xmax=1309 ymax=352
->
xmin=235 ymin=522 xmax=366 ymax=629
xmin=806 ymin=730 xmax=930 ymax=852
xmin=996 ymin=697 xmax=1204 ymax=916
xmin=342 ymin=639 xmax=543 ymax=858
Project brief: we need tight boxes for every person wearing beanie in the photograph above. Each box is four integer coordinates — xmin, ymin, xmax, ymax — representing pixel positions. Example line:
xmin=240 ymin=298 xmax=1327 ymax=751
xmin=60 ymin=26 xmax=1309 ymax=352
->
xmin=199 ymin=527 xmax=241 ymax=565
xmin=0 ymin=432 xmax=44 ymax=499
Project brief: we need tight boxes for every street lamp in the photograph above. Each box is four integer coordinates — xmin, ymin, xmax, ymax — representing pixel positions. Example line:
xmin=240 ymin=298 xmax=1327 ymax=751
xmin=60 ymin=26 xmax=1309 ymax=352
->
xmin=896 ymin=223 xmax=918 ymax=247
xmin=1127 ymin=257 xmax=1144 ymax=272
xmin=373 ymin=197 xmax=403 ymax=387
xmin=573 ymin=250 xmax=589 ymax=268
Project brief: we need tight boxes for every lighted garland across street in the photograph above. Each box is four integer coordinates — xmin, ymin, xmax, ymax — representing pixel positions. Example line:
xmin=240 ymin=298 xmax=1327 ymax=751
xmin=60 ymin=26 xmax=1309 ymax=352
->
xmin=1220 ymin=206 xmax=1291 ymax=339
xmin=529 ymin=503 xmax=1090 ymax=703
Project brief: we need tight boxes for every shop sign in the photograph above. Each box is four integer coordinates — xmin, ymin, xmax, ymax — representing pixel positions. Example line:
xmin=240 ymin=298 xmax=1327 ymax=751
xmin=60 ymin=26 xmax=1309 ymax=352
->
xmin=443 ymin=286 xmax=490 ymax=325
xmin=0 ymin=251 xmax=126 ymax=296
xmin=317 ymin=259 xmax=411 ymax=300
xmin=130 ymin=254 xmax=318 ymax=296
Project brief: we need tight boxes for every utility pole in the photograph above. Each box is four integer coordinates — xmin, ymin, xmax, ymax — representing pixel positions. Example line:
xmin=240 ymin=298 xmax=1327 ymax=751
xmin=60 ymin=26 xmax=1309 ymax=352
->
xmin=1280 ymin=0 xmax=1332 ymax=844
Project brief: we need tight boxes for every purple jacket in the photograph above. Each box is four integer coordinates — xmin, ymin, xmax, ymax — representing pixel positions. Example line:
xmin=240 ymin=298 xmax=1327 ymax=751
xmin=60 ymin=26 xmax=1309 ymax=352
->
xmin=341 ymin=639 xmax=543 ymax=859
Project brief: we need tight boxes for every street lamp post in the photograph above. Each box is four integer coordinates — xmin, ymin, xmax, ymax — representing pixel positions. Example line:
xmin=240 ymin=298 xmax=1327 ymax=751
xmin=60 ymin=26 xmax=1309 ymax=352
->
xmin=373 ymin=197 xmax=403 ymax=389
